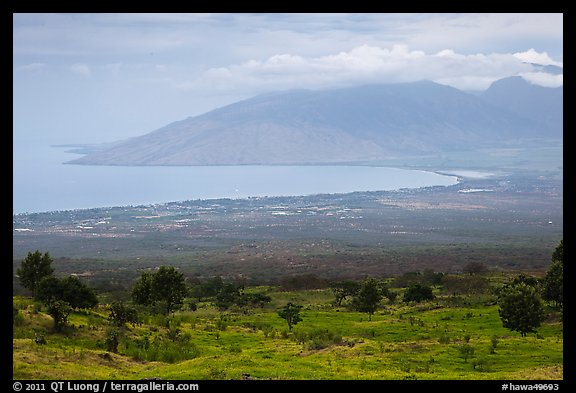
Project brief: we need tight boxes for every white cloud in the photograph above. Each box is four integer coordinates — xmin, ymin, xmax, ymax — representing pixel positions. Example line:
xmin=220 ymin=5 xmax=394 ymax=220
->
xmin=520 ymin=72 xmax=563 ymax=88
xmin=513 ymin=48 xmax=563 ymax=67
xmin=69 ymin=63 xmax=91 ymax=76
xmin=189 ymin=44 xmax=560 ymax=92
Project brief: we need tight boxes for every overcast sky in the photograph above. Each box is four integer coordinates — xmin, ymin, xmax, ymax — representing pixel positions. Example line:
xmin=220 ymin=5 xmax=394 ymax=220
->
xmin=13 ymin=13 xmax=563 ymax=146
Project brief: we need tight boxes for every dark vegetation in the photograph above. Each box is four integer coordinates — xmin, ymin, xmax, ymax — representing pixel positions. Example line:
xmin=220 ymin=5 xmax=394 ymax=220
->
xmin=13 ymin=173 xmax=562 ymax=294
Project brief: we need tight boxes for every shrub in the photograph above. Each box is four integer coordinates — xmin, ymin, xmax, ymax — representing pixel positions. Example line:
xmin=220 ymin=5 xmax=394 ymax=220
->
xmin=403 ymin=284 xmax=435 ymax=303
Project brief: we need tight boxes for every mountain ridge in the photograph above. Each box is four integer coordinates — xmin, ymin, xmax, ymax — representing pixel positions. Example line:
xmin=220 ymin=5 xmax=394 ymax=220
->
xmin=68 ymin=79 xmax=563 ymax=166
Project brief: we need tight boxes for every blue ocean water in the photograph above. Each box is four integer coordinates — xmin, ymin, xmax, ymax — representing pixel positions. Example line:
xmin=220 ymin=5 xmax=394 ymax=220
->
xmin=13 ymin=145 xmax=458 ymax=214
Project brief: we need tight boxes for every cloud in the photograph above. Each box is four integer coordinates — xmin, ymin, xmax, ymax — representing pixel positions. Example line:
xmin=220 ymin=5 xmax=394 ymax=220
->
xmin=513 ymin=48 xmax=563 ymax=67
xmin=188 ymin=44 xmax=561 ymax=92
xmin=69 ymin=63 xmax=91 ymax=76
xmin=519 ymin=72 xmax=563 ymax=88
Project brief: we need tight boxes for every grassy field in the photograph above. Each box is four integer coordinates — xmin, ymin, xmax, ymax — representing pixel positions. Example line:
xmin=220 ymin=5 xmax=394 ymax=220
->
xmin=12 ymin=276 xmax=563 ymax=381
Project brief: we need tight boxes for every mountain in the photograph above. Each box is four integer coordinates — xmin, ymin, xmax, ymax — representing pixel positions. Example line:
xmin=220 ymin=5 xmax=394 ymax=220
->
xmin=68 ymin=80 xmax=563 ymax=166
xmin=480 ymin=76 xmax=562 ymax=137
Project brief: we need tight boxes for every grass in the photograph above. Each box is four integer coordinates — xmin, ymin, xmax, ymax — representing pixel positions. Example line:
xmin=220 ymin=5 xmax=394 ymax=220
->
xmin=12 ymin=283 xmax=563 ymax=380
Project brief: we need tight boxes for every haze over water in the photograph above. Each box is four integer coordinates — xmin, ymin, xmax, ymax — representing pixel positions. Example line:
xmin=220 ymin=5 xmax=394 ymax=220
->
xmin=13 ymin=146 xmax=458 ymax=215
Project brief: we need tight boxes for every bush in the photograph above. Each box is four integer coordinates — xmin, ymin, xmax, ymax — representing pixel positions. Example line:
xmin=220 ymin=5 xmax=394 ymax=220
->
xmin=292 ymin=327 xmax=342 ymax=350
xmin=438 ymin=333 xmax=451 ymax=345
xmin=122 ymin=334 xmax=200 ymax=363
xmin=403 ymin=284 xmax=435 ymax=303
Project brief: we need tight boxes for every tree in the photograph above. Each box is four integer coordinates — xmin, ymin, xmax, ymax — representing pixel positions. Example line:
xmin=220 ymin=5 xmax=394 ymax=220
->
xmin=35 ymin=276 xmax=64 ymax=304
xmin=457 ymin=344 xmax=475 ymax=363
xmin=131 ymin=272 xmax=154 ymax=306
xmin=352 ymin=278 xmax=383 ymax=321
xmin=46 ymin=300 xmax=72 ymax=332
xmin=330 ymin=280 xmax=360 ymax=306
xmin=403 ymin=283 xmax=435 ymax=303
xmin=543 ymin=240 xmax=563 ymax=308
xmin=245 ymin=293 xmax=272 ymax=308
xmin=498 ymin=281 xmax=546 ymax=337
xmin=108 ymin=301 xmax=140 ymax=328
xmin=552 ymin=240 xmax=563 ymax=263
xmin=132 ymin=267 xmax=187 ymax=314
xmin=215 ymin=283 xmax=244 ymax=310
xmin=35 ymin=275 xmax=98 ymax=310
xmin=16 ymin=250 xmax=54 ymax=296
xmin=277 ymin=302 xmax=303 ymax=331
xmin=152 ymin=266 xmax=187 ymax=315
xmin=542 ymin=260 xmax=563 ymax=308
xmin=59 ymin=276 xmax=98 ymax=309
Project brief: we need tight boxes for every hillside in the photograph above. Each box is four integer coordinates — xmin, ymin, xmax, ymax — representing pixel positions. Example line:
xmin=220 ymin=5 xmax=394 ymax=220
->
xmin=13 ymin=272 xmax=563 ymax=381
xmin=67 ymin=80 xmax=562 ymax=166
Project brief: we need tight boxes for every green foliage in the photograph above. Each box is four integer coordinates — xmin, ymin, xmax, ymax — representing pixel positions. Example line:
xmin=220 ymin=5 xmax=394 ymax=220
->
xmin=46 ymin=300 xmax=72 ymax=332
xmin=132 ymin=267 xmax=187 ymax=314
xmin=16 ymin=250 xmax=54 ymax=295
xmin=35 ymin=275 xmax=98 ymax=309
xmin=542 ymin=260 xmax=562 ymax=307
xmin=542 ymin=242 xmax=563 ymax=308
xmin=277 ymin=302 xmax=303 ymax=330
xmin=498 ymin=281 xmax=546 ymax=337
xmin=131 ymin=272 xmax=154 ymax=306
xmin=293 ymin=327 xmax=343 ymax=350
xmin=152 ymin=267 xmax=188 ymax=314
xmin=552 ymin=240 xmax=563 ymax=263
xmin=330 ymin=280 xmax=360 ymax=306
xmin=59 ymin=276 xmax=99 ymax=309
xmin=12 ymin=271 xmax=564 ymax=380
xmin=457 ymin=343 xmax=475 ymax=363
xmin=108 ymin=302 xmax=140 ymax=328
xmin=215 ymin=283 xmax=244 ymax=310
xmin=489 ymin=335 xmax=499 ymax=354
xmin=13 ymin=306 xmax=25 ymax=327
xmin=351 ymin=277 xmax=383 ymax=320
xmin=122 ymin=333 xmax=199 ymax=363
xmin=105 ymin=327 xmax=121 ymax=353
xmin=442 ymin=275 xmax=489 ymax=295
xmin=403 ymin=283 xmax=435 ymax=303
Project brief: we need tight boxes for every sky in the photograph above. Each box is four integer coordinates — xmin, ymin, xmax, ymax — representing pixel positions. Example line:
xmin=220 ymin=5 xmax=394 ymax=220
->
xmin=13 ymin=13 xmax=563 ymax=146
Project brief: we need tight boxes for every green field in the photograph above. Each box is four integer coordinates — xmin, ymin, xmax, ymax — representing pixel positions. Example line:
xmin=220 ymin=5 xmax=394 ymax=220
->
xmin=13 ymin=275 xmax=563 ymax=380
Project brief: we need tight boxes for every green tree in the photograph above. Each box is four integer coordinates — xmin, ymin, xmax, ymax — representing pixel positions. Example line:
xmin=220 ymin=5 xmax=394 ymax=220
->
xmin=542 ymin=240 xmax=563 ymax=308
xmin=108 ymin=301 xmax=140 ymax=328
xmin=542 ymin=260 xmax=563 ymax=308
xmin=215 ymin=283 xmax=244 ymax=310
xmin=552 ymin=240 xmax=563 ymax=263
xmin=35 ymin=276 xmax=64 ymax=304
xmin=132 ymin=267 xmax=187 ymax=314
xmin=277 ymin=302 xmax=303 ymax=331
xmin=131 ymin=272 xmax=154 ymax=306
xmin=352 ymin=278 xmax=383 ymax=321
xmin=35 ymin=275 xmax=98 ymax=310
xmin=330 ymin=280 xmax=360 ymax=306
xmin=403 ymin=283 xmax=435 ymax=303
xmin=16 ymin=250 xmax=54 ymax=296
xmin=498 ymin=281 xmax=546 ymax=337
xmin=457 ymin=344 xmax=475 ymax=363
xmin=60 ymin=276 xmax=98 ymax=309
xmin=46 ymin=300 xmax=72 ymax=332
xmin=152 ymin=266 xmax=187 ymax=315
